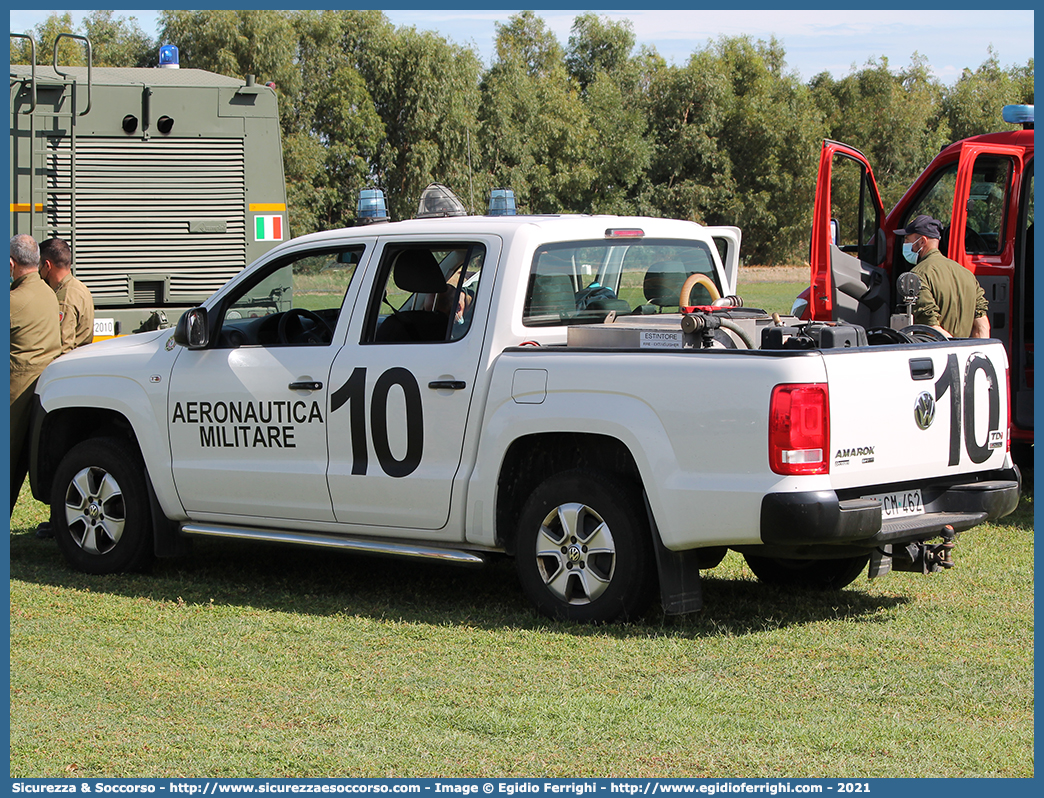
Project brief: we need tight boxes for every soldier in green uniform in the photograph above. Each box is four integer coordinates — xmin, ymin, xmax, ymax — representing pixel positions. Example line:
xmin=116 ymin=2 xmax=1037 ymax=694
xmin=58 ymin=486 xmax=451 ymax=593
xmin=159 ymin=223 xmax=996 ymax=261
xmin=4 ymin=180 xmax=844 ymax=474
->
xmin=895 ymin=215 xmax=991 ymax=339
xmin=39 ymin=237 xmax=95 ymax=353
xmin=10 ymin=234 xmax=61 ymax=511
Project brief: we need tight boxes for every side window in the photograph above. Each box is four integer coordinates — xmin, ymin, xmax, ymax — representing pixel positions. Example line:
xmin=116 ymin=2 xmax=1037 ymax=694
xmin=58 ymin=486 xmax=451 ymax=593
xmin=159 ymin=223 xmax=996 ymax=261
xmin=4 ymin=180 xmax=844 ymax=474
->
xmin=964 ymin=155 xmax=1014 ymax=254
xmin=904 ymin=157 xmax=1013 ymax=256
xmin=829 ymin=153 xmax=881 ymax=261
xmin=214 ymin=246 xmax=363 ymax=348
xmin=365 ymin=243 xmax=485 ymax=343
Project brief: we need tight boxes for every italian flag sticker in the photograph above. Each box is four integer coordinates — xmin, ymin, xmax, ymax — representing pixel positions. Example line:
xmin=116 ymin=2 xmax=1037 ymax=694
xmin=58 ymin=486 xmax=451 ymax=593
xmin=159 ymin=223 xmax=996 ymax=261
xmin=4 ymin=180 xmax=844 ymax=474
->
xmin=255 ymin=215 xmax=283 ymax=241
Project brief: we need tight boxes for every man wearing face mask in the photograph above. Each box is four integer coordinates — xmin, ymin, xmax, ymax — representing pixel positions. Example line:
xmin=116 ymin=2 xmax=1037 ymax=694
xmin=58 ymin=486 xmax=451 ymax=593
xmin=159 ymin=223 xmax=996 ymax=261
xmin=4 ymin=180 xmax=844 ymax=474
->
xmin=895 ymin=214 xmax=990 ymax=338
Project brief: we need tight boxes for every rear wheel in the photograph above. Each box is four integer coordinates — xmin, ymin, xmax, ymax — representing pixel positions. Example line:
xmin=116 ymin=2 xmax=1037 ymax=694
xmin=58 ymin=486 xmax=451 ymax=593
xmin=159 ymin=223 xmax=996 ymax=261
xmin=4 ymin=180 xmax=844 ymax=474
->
xmin=743 ymin=553 xmax=868 ymax=590
xmin=515 ymin=469 xmax=655 ymax=623
xmin=50 ymin=437 xmax=154 ymax=574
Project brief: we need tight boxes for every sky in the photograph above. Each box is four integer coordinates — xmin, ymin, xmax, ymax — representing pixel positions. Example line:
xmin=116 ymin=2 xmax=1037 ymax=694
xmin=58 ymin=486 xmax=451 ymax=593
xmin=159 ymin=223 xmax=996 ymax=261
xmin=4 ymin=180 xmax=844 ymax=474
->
xmin=8 ymin=7 xmax=1036 ymax=86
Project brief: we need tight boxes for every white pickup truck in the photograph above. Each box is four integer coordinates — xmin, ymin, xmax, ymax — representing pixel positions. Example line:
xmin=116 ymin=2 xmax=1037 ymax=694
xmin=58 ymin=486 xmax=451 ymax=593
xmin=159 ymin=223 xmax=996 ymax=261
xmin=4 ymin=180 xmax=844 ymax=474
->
xmin=28 ymin=199 xmax=1020 ymax=622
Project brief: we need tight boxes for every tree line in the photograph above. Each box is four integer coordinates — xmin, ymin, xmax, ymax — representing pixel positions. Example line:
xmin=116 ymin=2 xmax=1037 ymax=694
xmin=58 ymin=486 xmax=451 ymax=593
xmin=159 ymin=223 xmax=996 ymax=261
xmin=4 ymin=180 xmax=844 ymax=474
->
xmin=11 ymin=10 xmax=1034 ymax=265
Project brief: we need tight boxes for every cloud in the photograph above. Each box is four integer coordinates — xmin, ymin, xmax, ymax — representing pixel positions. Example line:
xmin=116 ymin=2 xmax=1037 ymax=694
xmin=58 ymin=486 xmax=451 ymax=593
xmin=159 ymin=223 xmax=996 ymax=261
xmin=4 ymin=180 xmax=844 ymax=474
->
xmin=9 ymin=8 xmax=1033 ymax=85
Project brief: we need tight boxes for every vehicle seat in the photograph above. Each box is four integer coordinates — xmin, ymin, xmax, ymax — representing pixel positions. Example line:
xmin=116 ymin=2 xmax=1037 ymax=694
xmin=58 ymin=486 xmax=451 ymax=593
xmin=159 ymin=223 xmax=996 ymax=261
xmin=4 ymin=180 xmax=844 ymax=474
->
xmin=375 ymin=249 xmax=450 ymax=342
xmin=642 ymin=261 xmax=687 ymax=310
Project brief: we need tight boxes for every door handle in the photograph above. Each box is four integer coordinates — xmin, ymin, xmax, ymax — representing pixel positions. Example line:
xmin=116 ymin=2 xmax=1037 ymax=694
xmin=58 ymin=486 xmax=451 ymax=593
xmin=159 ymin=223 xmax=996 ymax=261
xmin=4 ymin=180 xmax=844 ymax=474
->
xmin=428 ymin=380 xmax=467 ymax=390
xmin=908 ymin=359 xmax=934 ymax=381
xmin=289 ymin=381 xmax=323 ymax=391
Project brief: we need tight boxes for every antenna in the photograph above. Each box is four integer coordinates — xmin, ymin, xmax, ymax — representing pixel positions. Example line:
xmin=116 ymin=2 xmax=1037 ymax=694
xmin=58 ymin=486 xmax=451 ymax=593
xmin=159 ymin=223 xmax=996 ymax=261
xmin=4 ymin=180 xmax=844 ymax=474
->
xmin=467 ymin=129 xmax=475 ymax=214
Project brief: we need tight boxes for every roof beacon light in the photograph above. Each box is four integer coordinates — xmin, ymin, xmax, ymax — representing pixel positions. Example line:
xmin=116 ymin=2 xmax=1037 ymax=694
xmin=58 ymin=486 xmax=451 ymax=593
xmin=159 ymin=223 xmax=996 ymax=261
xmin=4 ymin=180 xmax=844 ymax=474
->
xmin=416 ymin=183 xmax=468 ymax=219
xmin=605 ymin=228 xmax=645 ymax=239
xmin=1002 ymin=104 xmax=1034 ymax=129
xmin=487 ymin=188 xmax=517 ymax=216
xmin=158 ymin=44 xmax=180 ymax=69
xmin=357 ymin=188 xmax=389 ymax=224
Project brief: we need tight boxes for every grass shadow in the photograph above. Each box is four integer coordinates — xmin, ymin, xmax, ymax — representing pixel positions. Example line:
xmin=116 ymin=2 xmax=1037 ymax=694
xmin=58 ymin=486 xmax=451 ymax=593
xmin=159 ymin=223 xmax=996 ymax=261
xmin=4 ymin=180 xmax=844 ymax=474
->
xmin=11 ymin=524 xmax=911 ymax=638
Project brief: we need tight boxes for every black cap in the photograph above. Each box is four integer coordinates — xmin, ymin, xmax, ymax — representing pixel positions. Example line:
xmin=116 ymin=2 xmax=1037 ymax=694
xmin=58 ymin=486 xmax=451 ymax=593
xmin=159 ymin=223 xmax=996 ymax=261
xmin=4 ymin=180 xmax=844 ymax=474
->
xmin=894 ymin=214 xmax=943 ymax=239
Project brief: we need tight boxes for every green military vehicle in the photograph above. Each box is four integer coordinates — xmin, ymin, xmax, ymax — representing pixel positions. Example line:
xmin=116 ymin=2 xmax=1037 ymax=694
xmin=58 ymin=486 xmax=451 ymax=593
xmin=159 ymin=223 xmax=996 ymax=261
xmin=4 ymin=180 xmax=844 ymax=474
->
xmin=10 ymin=35 xmax=289 ymax=339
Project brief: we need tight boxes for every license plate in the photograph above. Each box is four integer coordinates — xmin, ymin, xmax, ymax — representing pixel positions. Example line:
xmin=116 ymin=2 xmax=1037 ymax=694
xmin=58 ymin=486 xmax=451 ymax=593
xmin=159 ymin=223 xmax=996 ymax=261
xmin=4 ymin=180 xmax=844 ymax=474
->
xmin=868 ymin=489 xmax=925 ymax=519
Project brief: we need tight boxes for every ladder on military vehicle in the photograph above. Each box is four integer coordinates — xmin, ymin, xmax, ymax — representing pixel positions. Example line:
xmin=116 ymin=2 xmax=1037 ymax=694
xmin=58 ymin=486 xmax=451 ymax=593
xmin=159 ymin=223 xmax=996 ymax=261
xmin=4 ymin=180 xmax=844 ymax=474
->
xmin=10 ymin=32 xmax=92 ymax=253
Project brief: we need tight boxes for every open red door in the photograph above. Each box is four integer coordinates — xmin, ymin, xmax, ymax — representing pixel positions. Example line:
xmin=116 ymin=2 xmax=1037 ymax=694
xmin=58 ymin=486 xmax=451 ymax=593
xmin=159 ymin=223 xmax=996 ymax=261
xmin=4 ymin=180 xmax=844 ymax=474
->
xmin=808 ymin=141 xmax=887 ymax=325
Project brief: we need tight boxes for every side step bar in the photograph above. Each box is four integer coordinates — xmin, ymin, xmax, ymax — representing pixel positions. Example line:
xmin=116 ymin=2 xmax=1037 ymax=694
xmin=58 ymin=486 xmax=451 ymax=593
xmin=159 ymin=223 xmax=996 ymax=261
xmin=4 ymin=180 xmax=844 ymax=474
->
xmin=180 ymin=523 xmax=488 ymax=568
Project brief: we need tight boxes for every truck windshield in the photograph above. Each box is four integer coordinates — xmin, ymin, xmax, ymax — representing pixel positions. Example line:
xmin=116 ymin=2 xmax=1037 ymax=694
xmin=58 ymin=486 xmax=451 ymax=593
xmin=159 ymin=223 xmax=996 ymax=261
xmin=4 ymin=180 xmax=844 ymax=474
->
xmin=523 ymin=239 xmax=720 ymax=327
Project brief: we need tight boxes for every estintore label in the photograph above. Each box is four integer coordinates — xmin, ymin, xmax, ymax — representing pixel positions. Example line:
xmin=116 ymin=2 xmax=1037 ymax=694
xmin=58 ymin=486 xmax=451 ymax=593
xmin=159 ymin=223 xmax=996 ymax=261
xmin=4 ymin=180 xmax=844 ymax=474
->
xmin=640 ymin=330 xmax=683 ymax=349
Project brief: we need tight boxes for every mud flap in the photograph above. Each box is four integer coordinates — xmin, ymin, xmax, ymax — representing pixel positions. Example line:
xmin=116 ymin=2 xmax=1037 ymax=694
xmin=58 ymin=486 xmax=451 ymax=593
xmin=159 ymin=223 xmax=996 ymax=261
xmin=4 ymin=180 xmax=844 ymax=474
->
xmin=149 ymin=475 xmax=191 ymax=558
xmin=644 ymin=494 xmax=703 ymax=614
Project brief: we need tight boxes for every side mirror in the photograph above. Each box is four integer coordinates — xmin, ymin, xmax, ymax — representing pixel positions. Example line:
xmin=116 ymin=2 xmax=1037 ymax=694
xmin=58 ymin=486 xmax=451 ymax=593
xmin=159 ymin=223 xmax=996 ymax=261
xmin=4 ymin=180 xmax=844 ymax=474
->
xmin=829 ymin=219 xmax=840 ymax=246
xmin=173 ymin=307 xmax=210 ymax=349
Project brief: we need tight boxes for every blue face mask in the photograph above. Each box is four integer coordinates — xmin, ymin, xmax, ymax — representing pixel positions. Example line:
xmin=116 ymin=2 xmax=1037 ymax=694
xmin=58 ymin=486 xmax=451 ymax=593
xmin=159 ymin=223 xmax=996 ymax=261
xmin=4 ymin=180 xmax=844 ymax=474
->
xmin=902 ymin=241 xmax=920 ymax=265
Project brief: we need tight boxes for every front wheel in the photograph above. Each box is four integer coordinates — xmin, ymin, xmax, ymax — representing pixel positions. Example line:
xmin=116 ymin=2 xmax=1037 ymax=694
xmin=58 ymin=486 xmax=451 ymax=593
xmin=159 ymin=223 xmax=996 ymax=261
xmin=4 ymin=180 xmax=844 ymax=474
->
xmin=743 ymin=553 xmax=868 ymax=590
xmin=515 ymin=469 xmax=655 ymax=623
xmin=50 ymin=437 xmax=154 ymax=574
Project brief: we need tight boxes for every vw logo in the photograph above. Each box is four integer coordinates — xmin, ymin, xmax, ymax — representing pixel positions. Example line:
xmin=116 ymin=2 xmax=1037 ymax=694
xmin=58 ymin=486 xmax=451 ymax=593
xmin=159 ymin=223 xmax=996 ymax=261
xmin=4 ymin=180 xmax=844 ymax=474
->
xmin=914 ymin=392 xmax=936 ymax=430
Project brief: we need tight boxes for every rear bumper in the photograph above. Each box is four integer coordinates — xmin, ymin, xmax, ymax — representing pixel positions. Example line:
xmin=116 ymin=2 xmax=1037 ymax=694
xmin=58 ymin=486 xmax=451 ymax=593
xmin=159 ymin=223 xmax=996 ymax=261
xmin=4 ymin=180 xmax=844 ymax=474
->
xmin=760 ymin=467 xmax=1021 ymax=548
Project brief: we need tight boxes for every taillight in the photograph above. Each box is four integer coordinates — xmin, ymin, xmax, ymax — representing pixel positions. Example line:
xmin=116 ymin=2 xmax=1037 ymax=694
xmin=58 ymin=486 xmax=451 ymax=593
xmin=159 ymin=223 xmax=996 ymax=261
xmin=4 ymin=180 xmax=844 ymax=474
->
xmin=769 ymin=384 xmax=829 ymax=475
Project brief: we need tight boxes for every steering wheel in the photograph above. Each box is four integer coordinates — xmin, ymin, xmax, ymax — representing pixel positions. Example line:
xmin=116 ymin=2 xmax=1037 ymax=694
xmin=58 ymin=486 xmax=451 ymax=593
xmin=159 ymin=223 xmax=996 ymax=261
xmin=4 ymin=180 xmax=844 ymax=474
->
xmin=278 ymin=307 xmax=333 ymax=345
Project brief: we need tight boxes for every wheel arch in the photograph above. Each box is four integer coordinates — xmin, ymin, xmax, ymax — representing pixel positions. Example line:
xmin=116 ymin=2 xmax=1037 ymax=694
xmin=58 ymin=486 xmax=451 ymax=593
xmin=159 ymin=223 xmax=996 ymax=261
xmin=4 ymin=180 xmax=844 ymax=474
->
xmin=30 ymin=403 xmax=140 ymax=504
xmin=30 ymin=404 xmax=186 ymax=559
xmin=495 ymin=431 xmax=643 ymax=555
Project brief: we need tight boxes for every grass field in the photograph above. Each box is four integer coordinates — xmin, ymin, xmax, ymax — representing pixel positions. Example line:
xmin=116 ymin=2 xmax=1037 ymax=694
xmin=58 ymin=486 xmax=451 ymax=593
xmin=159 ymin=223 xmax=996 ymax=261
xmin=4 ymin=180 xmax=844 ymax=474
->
xmin=9 ymin=477 xmax=1033 ymax=778
xmin=9 ymin=266 xmax=1032 ymax=778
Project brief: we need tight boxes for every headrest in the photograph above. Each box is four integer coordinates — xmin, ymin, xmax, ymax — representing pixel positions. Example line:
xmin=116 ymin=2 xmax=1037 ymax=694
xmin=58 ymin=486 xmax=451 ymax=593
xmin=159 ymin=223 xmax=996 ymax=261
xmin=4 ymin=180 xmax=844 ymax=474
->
xmin=393 ymin=250 xmax=446 ymax=293
xmin=643 ymin=261 xmax=686 ymax=305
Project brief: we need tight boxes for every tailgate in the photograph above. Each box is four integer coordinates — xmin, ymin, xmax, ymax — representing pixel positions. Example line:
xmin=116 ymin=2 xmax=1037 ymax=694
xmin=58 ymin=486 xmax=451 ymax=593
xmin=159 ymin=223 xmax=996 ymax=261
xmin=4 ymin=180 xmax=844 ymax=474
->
xmin=822 ymin=339 xmax=1010 ymax=489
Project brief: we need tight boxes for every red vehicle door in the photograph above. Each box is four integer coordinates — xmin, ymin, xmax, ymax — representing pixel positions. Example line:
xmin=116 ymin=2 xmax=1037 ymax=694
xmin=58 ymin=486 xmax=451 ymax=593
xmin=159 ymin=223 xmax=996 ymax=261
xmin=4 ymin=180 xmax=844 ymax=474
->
xmin=947 ymin=142 xmax=1030 ymax=443
xmin=808 ymin=141 xmax=888 ymax=328
xmin=948 ymin=142 xmax=1024 ymax=266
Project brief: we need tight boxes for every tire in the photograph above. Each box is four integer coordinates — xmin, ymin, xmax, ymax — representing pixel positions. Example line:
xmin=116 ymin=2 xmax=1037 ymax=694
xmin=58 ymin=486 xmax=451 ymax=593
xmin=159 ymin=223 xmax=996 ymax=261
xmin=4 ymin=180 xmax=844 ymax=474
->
xmin=50 ymin=437 xmax=154 ymax=574
xmin=515 ymin=468 xmax=655 ymax=623
xmin=743 ymin=553 xmax=869 ymax=590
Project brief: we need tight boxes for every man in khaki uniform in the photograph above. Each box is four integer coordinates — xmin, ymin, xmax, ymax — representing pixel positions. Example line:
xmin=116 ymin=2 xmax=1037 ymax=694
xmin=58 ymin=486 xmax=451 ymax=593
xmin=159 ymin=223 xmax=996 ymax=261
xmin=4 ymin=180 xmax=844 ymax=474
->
xmin=39 ymin=237 xmax=94 ymax=353
xmin=10 ymin=234 xmax=61 ymax=511
xmin=895 ymin=214 xmax=991 ymax=339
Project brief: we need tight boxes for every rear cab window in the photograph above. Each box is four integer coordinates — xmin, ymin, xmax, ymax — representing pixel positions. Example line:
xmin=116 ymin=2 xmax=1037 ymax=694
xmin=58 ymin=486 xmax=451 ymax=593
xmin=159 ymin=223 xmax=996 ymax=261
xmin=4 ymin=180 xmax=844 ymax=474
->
xmin=522 ymin=239 xmax=722 ymax=328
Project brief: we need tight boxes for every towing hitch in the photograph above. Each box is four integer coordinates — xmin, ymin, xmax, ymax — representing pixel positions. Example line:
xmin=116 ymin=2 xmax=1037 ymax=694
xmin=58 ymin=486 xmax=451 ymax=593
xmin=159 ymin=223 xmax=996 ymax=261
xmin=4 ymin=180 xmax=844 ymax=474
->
xmin=869 ymin=526 xmax=957 ymax=578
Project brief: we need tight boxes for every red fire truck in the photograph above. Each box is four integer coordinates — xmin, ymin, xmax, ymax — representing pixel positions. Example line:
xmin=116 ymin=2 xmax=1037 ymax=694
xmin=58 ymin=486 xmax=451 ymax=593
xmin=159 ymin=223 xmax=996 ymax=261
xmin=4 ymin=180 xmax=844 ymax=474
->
xmin=795 ymin=105 xmax=1034 ymax=460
